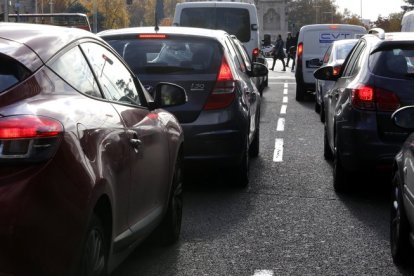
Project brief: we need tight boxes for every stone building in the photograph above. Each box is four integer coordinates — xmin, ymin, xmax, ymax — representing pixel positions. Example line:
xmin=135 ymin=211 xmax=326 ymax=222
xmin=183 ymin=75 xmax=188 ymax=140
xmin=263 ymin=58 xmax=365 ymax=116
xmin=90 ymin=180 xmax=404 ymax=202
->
xmin=255 ymin=0 xmax=288 ymax=43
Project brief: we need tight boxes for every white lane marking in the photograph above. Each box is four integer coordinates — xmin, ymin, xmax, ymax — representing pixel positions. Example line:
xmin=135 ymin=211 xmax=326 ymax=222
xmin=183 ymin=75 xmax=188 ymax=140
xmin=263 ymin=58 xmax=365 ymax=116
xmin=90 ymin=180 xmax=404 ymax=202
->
xmin=280 ymin=105 xmax=287 ymax=114
xmin=284 ymin=83 xmax=288 ymax=88
xmin=277 ymin=118 xmax=285 ymax=131
xmin=273 ymin=139 xmax=284 ymax=162
xmin=283 ymin=96 xmax=288 ymax=103
xmin=253 ymin=270 xmax=274 ymax=276
xmin=283 ymin=88 xmax=288 ymax=95
xmin=268 ymin=82 xmax=296 ymax=85
xmin=268 ymin=76 xmax=295 ymax=80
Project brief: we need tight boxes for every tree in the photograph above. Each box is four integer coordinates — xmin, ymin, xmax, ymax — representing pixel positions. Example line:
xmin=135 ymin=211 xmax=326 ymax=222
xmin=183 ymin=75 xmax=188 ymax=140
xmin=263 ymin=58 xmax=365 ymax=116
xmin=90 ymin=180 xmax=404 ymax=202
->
xmin=80 ymin=0 xmax=129 ymax=30
xmin=374 ymin=12 xmax=404 ymax=32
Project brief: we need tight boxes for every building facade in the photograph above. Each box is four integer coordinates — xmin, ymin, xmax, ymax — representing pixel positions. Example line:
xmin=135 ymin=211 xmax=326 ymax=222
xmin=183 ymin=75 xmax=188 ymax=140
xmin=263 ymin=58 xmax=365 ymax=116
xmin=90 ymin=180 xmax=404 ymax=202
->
xmin=255 ymin=0 xmax=288 ymax=43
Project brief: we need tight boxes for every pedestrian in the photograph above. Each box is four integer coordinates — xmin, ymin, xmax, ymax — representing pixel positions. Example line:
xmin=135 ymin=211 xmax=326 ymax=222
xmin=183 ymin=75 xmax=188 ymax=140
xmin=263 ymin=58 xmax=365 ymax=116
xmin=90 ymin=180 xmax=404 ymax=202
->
xmin=289 ymin=32 xmax=298 ymax=72
xmin=285 ymin=32 xmax=295 ymax=67
xmin=271 ymin=34 xmax=286 ymax=71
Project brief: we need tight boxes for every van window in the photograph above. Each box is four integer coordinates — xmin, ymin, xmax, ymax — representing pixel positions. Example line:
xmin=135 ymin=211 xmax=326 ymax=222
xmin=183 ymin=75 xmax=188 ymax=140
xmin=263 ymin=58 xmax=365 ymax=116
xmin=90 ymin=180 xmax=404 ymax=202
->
xmin=180 ymin=8 xmax=251 ymax=42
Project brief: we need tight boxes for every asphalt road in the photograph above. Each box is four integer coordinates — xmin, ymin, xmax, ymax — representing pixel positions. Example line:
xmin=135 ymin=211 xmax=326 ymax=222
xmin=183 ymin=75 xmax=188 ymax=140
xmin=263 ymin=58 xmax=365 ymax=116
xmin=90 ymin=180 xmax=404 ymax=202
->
xmin=111 ymin=60 xmax=414 ymax=276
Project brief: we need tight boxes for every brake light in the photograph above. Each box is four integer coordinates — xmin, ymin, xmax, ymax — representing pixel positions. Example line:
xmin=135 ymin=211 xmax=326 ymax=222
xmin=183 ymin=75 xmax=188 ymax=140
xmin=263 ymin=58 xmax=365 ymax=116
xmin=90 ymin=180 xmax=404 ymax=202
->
xmin=252 ymin=48 xmax=260 ymax=60
xmin=351 ymin=84 xmax=400 ymax=112
xmin=329 ymin=25 xmax=338 ymax=29
xmin=297 ymin=42 xmax=303 ymax=59
xmin=204 ymin=57 xmax=236 ymax=110
xmin=0 ymin=115 xmax=63 ymax=162
xmin=333 ymin=65 xmax=342 ymax=76
xmin=138 ymin=34 xmax=167 ymax=39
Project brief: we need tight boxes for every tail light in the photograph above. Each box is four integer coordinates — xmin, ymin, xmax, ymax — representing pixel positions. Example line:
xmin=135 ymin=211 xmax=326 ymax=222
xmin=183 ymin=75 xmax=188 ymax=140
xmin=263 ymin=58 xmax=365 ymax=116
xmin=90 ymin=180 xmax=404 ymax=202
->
xmin=351 ymin=84 xmax=400 ymax=112
xmin=333 ymin=65 xmax=342 ymax=76
xmin=204 ymin=57 xmax=236 ymax=110
xmin=0 ymin=115 xmax=63 ymax=162
xmin=252 ymin=48 xmax=260 ymax=61
xmin=297 ymin=42 xmax=303 ymax=68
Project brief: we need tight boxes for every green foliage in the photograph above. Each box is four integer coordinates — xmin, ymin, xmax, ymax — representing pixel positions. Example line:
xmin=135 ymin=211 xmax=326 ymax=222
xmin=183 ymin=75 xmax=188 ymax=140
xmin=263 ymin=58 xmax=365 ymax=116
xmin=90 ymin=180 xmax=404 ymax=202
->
xmin=374 ymin=12 xmax=404 ymax=32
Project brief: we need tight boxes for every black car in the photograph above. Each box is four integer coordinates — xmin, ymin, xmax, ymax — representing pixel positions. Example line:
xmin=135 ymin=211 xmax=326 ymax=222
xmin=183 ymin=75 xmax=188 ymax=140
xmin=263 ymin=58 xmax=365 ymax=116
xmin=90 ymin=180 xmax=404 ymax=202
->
xmin=314 ymin=29 xmax=414 ymax=191
xmin=99 ymin=26 xmax=268 ymax=187
xmin=390 ymin=105 xmax=414 ymax=264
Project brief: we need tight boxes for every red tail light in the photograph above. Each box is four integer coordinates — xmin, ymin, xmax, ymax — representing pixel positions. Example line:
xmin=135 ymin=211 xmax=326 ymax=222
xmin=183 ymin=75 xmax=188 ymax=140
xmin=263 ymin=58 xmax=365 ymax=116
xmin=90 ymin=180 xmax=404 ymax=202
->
xmin=351 ymin=84 xmax=400 ymax=112
xmin=0 ymin=115 xmax=63 ymax=161
xmin=297 ymin=42 xmax=303 ymax=58
xmin=252 ymin=48 xmax=260 ymax=60
xmin=333 ymin=65 xmax=342 ymax=76
xmin=138 ymin=34 xmax=167 ymax=39
xmin=204 ymin=57 xmax=236 ymax=110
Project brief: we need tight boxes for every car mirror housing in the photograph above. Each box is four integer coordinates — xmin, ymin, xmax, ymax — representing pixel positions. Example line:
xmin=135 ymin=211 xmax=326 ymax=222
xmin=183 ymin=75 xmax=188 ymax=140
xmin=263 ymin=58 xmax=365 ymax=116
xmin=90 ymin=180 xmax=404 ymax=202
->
xmin=151 ymin=83 xmax=188 ymax=109
xmin=314 ymin=65 xmax=340 ymax=81
xmin=251 ymin=62 xmax=268 ymax=77
xmin=392 ymin=106 xmax=414 ymax=130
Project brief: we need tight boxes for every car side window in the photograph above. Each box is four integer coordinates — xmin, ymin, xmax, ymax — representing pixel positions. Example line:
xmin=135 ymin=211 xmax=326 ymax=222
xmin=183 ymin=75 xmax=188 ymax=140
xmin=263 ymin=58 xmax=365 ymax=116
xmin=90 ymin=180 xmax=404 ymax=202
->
xmin=342 ymin=41 xmax=366 ymax=77
xmin=80 ymin=42 xmax=142 ymax=106
xmin=224 ymin=37 xmax=246 ymax=73
xmin=48 ymin=46 xmax=102 ymax=98
xmin=0 ymin=54 xmax=31 ymax=94
xmin=322 ymin=45 xmax=332 ymax=65
xmin=231 ymin=39 xmax=252 ymax=71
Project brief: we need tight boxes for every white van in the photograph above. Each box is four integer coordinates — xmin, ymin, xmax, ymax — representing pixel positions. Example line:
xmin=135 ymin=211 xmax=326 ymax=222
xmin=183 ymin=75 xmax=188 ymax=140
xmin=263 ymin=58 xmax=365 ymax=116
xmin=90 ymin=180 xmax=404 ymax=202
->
xmin=295 ymin=24 xmax=367 ymax=101
xmin=402 ymin=10 xmax=414 ymax=32
xmin=173 ymin=1 xmax=260 ymax=61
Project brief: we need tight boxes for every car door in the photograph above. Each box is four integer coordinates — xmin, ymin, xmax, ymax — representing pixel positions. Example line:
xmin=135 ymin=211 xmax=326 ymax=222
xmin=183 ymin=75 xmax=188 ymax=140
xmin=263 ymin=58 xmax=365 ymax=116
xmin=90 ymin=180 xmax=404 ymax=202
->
xmin=326 ymin=40 xmax=366 ymax=150
xmin=81 ymin=42 xmax=169 ymax=231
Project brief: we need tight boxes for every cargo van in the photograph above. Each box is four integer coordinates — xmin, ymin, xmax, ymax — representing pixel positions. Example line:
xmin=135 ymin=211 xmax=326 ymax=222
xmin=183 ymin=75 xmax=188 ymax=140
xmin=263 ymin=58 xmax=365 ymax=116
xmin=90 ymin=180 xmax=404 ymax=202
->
xmin=173 ymin=1 xmax=260 ymax=61
xmin=295 ymin=24 xmax=367 ymax=101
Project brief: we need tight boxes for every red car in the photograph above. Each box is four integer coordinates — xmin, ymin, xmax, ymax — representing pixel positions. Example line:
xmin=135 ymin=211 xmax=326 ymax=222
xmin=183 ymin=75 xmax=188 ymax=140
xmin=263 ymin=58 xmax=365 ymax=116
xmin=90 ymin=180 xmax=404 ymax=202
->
xmin=0 ymin=23 xmax=186 ymax=275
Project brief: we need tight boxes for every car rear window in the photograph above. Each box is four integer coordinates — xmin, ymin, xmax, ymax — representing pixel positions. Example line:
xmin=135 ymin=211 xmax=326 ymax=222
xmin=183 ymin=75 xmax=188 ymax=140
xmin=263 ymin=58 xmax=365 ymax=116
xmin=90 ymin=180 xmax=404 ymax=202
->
xmin=335 ymin=42 xmax=356 ymax=60
xmin=106 ymin=36 xmax=222 ymax=75
xmin=0 ymin=54 xmax=30 ymax=93
xmin=180 ymin=8 xmax=251 ymax=42
xmin=370 ymin=47 xmax=414 ymax=79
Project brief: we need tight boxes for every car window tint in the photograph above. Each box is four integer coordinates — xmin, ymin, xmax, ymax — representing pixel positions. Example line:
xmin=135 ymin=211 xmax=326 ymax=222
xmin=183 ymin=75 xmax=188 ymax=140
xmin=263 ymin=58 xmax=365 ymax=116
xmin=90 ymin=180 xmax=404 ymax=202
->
xmin=106 ymin=37 xmax=221 ymax=75
xmin=342 ymin=41 xmax=365 ymax=77
xmin=224 ymin=37 xmax=245 ymax=73
xmin=0 ymin=54 xmax=30 ymax=93
xmin=322 ymin=45 xmax=332 ymax=65
xmin=180 ymin=8 xmax=250 ymax=42
xmin=232 ymin=38 xmax=252 ymax=71
xmin=370 ymin=47 xmax=414 ymax=79
xmin=49 ymin=46 xmax=102 ymax=98
xmin=81 ymin=42 xmax=142 ymax=106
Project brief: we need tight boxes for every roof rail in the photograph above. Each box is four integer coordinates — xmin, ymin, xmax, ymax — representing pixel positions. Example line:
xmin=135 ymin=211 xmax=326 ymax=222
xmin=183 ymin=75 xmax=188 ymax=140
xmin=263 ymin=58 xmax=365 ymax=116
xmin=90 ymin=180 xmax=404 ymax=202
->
xmin=368 ymin=28 xmax=385 ymax=39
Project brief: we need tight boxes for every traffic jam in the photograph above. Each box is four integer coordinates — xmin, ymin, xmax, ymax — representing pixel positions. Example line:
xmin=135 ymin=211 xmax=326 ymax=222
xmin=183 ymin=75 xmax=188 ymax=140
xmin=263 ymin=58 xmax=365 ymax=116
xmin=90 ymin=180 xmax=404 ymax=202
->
xmin=1 ymin=1 xmax=414 ymax=275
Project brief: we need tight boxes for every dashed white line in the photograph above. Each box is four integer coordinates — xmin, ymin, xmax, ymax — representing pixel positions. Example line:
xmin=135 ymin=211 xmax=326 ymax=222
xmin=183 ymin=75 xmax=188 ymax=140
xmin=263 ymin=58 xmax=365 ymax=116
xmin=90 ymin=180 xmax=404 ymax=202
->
xmin=253 ymin=270 xmax=274 ymax=276
xmin=283 ymin=88 xmax=288 ymax=95
xmin=283 ymin=96 xmax=288 ymax=103
xmin=276 ymin=118 xmax=285 ymax=131
xmin=280 ymin=105 xmax=287 ymax=114
xmin=273 ymin=139 xmax=284 ymax=162
xmin=284 ymin=83 xmax=288 ymax=88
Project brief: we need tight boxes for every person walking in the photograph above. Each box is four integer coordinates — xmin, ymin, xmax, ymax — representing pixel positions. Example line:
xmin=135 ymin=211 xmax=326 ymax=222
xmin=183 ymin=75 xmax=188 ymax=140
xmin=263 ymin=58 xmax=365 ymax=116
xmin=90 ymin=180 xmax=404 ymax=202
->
xmin=285 ymin=32 xmax=295 ymax=67
xmin=271 ymin=34 xmax=286 ymax=71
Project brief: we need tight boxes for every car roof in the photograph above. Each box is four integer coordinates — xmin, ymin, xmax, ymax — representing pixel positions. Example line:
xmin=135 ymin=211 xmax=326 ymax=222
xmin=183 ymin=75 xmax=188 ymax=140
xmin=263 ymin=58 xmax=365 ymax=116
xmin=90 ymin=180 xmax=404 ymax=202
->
xmin=0 ymin=23 xmax=99 ymax=67
xmin=98 ymin=26 xmax=228 ymax=40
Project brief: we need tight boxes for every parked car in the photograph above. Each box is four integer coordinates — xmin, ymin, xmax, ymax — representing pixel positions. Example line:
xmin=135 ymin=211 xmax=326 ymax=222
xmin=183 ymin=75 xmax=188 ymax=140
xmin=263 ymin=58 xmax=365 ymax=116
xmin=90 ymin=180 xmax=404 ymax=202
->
xmin=390 ymin=105 xmax=414 ymax=265
xmin=295 ymin=24 xmax=367 ymax=101
xmin=315 ymin=38 xmax=358 ymax=122
xmin=0 ymin=23 xmax=187 ymax=275
xmin=99 ymin=26 xmax=268 ymax=187
xmin=314 ymin=29 xmax=414 ymax=191
xmin=230 ymin=34 xmax=268 ymax=95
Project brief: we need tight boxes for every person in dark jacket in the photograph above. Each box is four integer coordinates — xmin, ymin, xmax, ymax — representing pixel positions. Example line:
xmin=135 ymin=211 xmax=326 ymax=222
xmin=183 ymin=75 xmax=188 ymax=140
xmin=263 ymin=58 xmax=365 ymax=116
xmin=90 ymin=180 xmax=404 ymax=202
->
xmin=285 ymin=32 xmax=295 ymax=67
xmin=271 ymin=34 xmax=286 ymax=71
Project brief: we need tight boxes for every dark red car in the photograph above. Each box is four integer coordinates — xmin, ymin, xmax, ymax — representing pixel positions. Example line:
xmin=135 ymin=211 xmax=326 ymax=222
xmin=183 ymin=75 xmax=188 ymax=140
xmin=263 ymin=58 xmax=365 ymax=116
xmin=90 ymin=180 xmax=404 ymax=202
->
xmin=0 ymin=23 xmax=187 ymax=275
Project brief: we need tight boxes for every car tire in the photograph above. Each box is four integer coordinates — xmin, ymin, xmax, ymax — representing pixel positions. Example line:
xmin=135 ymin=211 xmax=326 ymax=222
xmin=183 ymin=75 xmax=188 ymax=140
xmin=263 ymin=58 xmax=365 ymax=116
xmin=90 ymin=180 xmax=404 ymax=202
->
xmin=155 ymin=154 xmax=183 ymax=246
xmin=264 ymin=75 xmax=268 ymax=87
xmin=296 ymin=82 xmax=305 ymax=101
xmin=390 ymin=171 xmax=413 ymax=264
xmin=249 ymin=124 xmax=260 ymax=158
xmin=333 ymin=135 xmax=347 ymax=192
xmin=323 ymin=126 xmax=333 ymax=161
xmin=320 ymin=104 xmax=325 ymax=123
xmin=78 ymin=214 xmax=108 ymax=276
xmin=315 ymin=101 xmax=320 ymax=113
xmin=233 ymin=136 xmax=250 ymax=188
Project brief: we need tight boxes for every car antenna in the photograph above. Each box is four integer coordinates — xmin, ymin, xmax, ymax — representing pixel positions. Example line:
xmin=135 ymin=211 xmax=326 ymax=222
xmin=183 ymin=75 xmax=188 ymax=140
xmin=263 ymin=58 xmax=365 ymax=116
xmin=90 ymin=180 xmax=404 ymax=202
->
xmin=154 ymin=11 xmax=159 ymax=32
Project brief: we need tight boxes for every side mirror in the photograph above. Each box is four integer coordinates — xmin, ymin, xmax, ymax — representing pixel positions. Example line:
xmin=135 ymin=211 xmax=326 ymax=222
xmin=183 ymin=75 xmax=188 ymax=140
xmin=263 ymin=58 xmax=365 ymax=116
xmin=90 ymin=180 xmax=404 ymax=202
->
xmin=151 ymin=82 xmax=187 ymax=109
xmin=251 ymin=62 xmax=268 ymax=77
xmin=314 ymin=65 xmax=341 ymax=81
xmin=392 ymin=106 xmax=414 ymax=130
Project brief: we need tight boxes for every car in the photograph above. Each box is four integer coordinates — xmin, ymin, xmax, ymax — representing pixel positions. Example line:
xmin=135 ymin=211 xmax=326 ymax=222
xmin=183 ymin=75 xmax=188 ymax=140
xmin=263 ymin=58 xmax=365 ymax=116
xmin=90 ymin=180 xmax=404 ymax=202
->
xmin=230 ymin=34 xmax=268 ymax=95
xmin=295 ymin=24 xmax=367 ymax=101
xmin=314 ymin=29 xmax=414 ymax=192
xmin=390 ymin=105 xmax=414 ymax=264
xmin=315 ymin=38 xmax=358 ymax=122
xmin=99 ymin=26 xmax=268 ymax=187
xmin=0 ymin=23 xmax=187 ymax=275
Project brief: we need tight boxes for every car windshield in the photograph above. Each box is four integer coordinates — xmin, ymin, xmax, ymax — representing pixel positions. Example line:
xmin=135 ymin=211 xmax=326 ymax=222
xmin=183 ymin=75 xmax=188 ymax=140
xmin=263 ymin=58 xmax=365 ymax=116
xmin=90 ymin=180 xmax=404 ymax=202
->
xmin=107 ymin=37 xmax=222 ymax=75
xmin=370 ymin=47 xmax=414 ymax=79
xmin=0 ymin=55 xmax=31 ymax=93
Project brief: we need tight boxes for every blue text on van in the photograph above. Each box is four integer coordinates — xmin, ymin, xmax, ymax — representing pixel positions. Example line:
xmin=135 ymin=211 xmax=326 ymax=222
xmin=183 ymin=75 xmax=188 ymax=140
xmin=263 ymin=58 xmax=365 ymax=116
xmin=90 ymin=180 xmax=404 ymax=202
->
xmin=319 ymin=33 xmax=352 ymax=43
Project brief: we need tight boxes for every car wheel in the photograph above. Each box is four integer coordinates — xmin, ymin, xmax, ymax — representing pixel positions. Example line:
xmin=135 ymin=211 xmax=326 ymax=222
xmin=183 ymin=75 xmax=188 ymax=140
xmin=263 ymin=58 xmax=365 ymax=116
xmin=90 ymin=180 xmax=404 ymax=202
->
xmin=233 ymin=136 xmax=249 ymax=188
xmin=264 ymin=75 xmax=268 ymax=87
xmin=296 ymin=82 xmax=305 ymax=101
xmin=323 ymin=126 xmax=333 ymax=161
xmin=78 ymin=214 xmax=108 ymax=276
xmin=156 ymin=155 xmax=183 ymax=245
xmin=390 ymin=171 xmax=413 ymax=264
xmin=314 ymin=101 xmax=320 ymax=113
xmin=333 ymin=135 xmax=347 ymax=192
xmin=249 ymin=124 xmax=260 ymax=158
xmin=320 ymin=104 xmax=325 ymax=123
